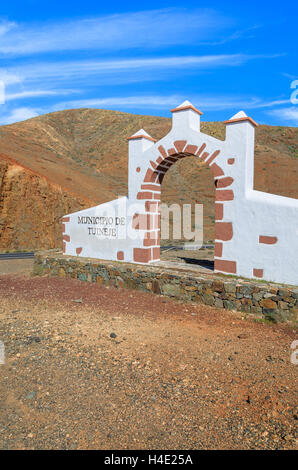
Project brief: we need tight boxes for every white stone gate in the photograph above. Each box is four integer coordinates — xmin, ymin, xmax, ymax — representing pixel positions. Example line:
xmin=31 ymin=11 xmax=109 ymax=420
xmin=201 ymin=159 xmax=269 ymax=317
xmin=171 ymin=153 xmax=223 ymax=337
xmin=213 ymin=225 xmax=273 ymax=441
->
xmin=62 ymin=101 xmax=298 ymax=285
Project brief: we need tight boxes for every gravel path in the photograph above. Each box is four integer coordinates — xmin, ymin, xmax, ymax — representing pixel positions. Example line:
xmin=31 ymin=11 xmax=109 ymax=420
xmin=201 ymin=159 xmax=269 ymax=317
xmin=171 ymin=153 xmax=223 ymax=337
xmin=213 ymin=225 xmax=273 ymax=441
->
xmin=0 ymin=273 xmax=297 ymax=450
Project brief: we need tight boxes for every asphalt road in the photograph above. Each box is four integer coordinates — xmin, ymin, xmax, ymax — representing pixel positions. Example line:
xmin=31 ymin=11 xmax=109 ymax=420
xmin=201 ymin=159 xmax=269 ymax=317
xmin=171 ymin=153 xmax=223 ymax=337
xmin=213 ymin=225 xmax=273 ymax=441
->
xmin=0 ymin=252 xmax=35 ymax=260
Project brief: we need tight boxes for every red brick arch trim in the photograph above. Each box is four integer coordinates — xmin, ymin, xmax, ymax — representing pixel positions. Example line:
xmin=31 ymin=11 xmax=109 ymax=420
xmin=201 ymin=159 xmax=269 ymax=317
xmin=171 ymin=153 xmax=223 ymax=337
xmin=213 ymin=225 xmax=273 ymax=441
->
xmin=216 ymin=177 xmax=234 ymax=188
xmin=132 ymin=140 xmax=236 ymax=270
xmin=215 ymin=222 xmax=233 ymax=241
xmin=259 ymin=235 xmax=278 ymax=245
xmin=61 ymin=217 xmax=70 ymax=253
xmin=214 ymin=259 xmax=237 ymax=274
xmin=253 ymin=268 xmax=264 ymax=278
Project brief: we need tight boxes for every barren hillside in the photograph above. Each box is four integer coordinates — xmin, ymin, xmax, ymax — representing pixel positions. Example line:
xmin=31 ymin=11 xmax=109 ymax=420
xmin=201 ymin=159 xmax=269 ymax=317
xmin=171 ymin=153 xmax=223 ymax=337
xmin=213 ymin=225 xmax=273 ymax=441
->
xmin=0 ymin=108 xmax=297 ymax=250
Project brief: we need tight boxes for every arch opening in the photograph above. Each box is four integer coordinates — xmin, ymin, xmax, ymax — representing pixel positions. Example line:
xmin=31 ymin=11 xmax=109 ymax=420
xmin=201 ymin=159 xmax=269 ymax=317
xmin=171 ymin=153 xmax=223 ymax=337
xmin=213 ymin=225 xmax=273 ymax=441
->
xmin=133 ymin=139 xmax=234 ymax=271
xmin=159 ymin=153 xmax=216 ymax=270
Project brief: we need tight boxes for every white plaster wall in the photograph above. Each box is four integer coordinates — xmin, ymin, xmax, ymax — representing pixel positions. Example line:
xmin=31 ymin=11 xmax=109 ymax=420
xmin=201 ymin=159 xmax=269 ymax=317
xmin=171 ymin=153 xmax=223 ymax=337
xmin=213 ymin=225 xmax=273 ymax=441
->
xmin=63 ymin=197 xmax=144 ymax=263
xmin=222 ymin=120 xmax=298 ymax=285
xmin=226 ymin=190 xmax=298 ymax=285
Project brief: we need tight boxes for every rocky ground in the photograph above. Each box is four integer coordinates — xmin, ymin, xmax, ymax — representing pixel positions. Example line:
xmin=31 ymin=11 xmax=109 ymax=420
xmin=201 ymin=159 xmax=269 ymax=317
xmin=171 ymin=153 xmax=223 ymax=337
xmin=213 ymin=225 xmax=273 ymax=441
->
xmin=0 ymin=266 xmax=297 ymax=450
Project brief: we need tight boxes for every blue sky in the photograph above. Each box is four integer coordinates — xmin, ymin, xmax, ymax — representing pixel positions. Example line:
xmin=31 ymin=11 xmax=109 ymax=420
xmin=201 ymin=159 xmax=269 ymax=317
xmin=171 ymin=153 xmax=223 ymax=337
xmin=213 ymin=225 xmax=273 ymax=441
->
xmin=0 ymin=0 xmax=297 ymax=126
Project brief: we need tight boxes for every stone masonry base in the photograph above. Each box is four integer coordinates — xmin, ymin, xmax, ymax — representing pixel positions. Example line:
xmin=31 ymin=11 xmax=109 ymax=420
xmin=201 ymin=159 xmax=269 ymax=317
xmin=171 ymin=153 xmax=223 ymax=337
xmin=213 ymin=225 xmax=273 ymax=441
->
xmin=34 ymin=251 xmax=298 ymax=323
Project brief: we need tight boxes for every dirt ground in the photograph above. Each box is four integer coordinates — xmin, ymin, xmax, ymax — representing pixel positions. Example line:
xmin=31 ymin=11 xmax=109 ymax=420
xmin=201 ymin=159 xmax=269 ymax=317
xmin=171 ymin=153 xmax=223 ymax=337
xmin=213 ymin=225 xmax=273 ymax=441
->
xmin=0 ymin=267 xmax=297 ymax=450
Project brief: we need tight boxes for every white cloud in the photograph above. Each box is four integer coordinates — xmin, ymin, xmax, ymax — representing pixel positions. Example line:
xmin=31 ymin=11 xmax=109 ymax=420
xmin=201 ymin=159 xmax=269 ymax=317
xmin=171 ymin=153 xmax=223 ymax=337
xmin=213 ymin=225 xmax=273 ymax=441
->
xmin=203 ymin=24 xmax=262 ymax=45
xmin=5 ymin=89 xmax=79 ymax=101
xmin=282 ymin=73 xmax=297 ymax=80
xmin=268 ymin=107 xmax=298 ymax=125
xmin=55 ymin=95 xmax=181 ymax=110
xmin=0 ymin=20 xmax=16 ymax=37
xmin=0 ymin=70 xmax=23 ymax=86
xmin=0 ymin=9 xmax=232 ymax=55
xmin=0 ymin=107 xmax=39 ymax=125
xmin=4 ymin=53 xmax=280 ymax=87
xmin=246 ymin=99 xmax=291 ymax=109
xmin=53 ymin=94 xmax=292 ymax=113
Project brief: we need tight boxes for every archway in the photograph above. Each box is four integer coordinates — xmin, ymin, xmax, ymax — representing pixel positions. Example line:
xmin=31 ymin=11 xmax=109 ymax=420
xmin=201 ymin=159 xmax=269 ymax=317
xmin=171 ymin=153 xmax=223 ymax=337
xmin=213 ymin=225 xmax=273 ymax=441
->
xmin=63 ymin=100 xmax=298 ymax=284
xmin=132 ymin=138 xmax=235 ymax=275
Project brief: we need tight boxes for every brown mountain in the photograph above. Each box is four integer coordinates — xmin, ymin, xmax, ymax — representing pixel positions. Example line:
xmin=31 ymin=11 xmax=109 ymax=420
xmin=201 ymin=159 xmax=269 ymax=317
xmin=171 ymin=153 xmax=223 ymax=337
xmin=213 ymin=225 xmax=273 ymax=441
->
xmin=0 ymin=108 xmax=297 ymax=250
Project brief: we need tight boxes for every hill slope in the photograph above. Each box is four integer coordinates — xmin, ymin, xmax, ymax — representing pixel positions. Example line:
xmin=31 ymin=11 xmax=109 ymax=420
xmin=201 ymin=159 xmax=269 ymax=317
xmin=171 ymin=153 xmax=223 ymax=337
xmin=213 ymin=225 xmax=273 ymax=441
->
xmin=0 ymin=108 xmax=297 ymax=250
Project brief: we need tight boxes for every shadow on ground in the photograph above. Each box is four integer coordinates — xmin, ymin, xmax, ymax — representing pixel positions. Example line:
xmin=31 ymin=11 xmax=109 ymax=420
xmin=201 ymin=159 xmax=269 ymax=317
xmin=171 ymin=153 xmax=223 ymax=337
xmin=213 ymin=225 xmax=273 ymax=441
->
xmin=177 ymin=257 xmax=214 ymax=270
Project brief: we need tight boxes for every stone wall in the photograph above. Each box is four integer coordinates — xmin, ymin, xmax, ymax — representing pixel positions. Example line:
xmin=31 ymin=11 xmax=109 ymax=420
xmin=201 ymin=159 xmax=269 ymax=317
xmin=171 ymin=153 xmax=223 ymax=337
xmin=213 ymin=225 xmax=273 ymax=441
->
xmin=34 ymin=250 xmax=298 ymax=323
